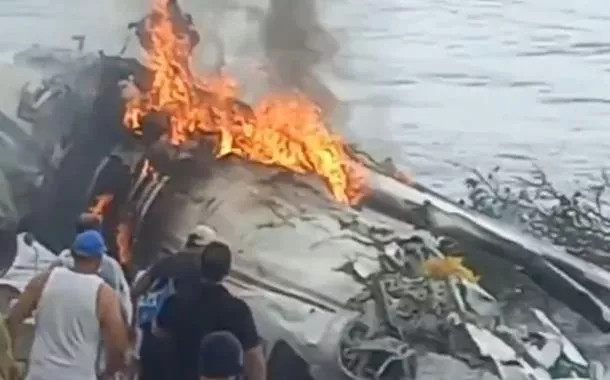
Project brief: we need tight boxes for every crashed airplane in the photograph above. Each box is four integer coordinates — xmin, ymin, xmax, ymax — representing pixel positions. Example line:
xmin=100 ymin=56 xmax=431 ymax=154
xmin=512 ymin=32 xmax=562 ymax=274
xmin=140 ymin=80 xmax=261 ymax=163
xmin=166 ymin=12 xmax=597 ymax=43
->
xmin=1 ymin=1 xmax=610 ymax=379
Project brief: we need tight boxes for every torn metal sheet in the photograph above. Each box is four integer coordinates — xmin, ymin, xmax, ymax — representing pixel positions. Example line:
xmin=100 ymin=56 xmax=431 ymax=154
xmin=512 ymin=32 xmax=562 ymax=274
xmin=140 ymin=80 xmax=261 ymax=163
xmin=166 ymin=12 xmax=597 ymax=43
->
xmin=334 ymin=234 xmax=600 ymax=380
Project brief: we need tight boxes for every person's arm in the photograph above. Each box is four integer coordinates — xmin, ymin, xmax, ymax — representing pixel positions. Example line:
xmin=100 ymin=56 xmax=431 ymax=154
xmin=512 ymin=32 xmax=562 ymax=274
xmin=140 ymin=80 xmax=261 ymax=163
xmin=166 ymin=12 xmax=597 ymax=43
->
xmin=130 ymin=268 xmax=155 ymax=301
xmin=97 ymin=284 xmax=129 ymax=377
xmin=232 ymin=302 xmax=266 ymax=380
xmin=131 ymin=255 xmax=174 ymax=302
xmin=129 ymin=264 xmax=158 ymax=332
xmin=244 ymin=344 xmax=266 ymax=380
xmin=6 ymin=270 xmax=51 ymax=344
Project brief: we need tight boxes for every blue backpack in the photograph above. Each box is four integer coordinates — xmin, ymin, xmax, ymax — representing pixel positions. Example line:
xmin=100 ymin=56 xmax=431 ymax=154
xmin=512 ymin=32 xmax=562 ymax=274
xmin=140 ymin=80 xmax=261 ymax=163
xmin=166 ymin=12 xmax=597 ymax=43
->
xmin=136 ymin=277 xmax=175 ymax=327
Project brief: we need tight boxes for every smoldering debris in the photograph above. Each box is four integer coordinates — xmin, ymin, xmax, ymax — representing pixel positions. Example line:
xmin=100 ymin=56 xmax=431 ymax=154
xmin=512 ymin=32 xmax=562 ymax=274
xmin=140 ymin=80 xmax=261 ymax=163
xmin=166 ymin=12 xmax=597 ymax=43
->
xmin=335 ymin=231 xmax=599 ymax=380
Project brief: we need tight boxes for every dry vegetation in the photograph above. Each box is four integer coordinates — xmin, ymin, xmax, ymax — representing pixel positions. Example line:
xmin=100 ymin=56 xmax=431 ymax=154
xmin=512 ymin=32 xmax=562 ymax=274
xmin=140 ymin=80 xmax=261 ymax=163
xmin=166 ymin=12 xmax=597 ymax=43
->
xmin=460 ymin=166 xmax=610 ymax=268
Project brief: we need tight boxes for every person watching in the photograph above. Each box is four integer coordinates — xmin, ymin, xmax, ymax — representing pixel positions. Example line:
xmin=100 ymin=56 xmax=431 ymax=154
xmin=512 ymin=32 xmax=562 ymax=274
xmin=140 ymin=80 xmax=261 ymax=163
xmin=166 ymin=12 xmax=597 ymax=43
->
xmin=7 ymin=230 xmax=129 ymax=380
xmin=130 ymin=225 xmax=217 ymax=380
xmin=153 ymin=241 xmax=267 ymax=380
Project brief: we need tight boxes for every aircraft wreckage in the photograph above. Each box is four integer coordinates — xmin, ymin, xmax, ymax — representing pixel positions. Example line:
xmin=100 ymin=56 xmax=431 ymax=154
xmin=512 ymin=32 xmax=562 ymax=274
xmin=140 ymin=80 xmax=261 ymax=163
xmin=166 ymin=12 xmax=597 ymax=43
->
xmin=1 ymin=4 xmax=610 ymax=380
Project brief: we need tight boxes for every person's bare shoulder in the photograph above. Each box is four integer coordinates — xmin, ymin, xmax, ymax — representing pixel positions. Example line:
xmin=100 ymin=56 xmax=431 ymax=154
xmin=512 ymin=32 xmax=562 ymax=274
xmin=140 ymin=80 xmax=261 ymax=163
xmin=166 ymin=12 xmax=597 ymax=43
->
xmin=7 ymin=269 xmax=53 ymax=325
xmin=27 ymin=269 xmax=53 ymax=292
xmin=97 ymin=282 xmax=117 ymax=304
xmin=96 ymin=283 xmax=120 ymax=322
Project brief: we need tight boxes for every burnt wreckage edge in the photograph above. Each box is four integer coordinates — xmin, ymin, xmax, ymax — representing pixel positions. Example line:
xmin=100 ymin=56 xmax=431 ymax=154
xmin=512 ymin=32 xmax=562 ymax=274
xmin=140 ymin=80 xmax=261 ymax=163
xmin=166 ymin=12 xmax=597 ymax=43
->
xmin=25 ymin=56 xmax=152 ymax=255
xmin=21 ymin=54 xmax=610 ymax=334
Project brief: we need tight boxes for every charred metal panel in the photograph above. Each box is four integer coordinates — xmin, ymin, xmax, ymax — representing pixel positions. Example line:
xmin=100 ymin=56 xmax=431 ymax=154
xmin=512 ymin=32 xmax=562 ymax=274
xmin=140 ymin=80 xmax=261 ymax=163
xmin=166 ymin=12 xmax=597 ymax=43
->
xmin=25 ymin=53 xmax=150 ymax=252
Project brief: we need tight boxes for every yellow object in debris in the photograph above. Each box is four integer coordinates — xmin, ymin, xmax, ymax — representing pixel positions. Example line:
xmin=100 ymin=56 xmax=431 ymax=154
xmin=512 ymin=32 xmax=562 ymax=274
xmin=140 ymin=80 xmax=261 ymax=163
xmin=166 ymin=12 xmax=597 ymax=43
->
xmin=423 ymin=256 xmax=480 ymax=283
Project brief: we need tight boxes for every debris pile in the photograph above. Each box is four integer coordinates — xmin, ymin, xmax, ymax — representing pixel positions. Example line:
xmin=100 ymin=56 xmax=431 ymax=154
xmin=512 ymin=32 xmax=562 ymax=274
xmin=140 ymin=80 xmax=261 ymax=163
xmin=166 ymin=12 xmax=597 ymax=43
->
xmin=336 ymin=231 xmax=601 ymax=380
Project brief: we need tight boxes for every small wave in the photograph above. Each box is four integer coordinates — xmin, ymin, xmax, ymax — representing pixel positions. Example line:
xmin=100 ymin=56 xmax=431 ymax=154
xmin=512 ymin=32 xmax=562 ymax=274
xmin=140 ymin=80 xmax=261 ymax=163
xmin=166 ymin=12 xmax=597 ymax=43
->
xmin=366 ymin=78 xmax=418 ymax=86
xmin=461 ymin=81 xmax=488 ymax=87
xmin=517 ymin=49 xmax=572 ymax=57
xmin=421 ymin=72 xmax=491 ymax=87
xmin=541 ymin=97 xmax=610 ymax=105
xmin=494 ymin=153 xmax=533 ymax=161
xmin=518 ymin=43 xmax=610 ymax=57
xmin=539 ymin=23 xmax=589 ymax=32
xmin=508 ymin=81 xmax=548 ymax=88
xmin=569 ymin=42 xmax=610 ymax=56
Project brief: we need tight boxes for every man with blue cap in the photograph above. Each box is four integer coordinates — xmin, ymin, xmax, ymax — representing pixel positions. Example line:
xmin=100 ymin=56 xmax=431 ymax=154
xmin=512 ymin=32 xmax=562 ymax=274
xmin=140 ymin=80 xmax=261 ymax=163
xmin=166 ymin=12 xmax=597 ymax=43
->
xmin=6 ymin=230 xmax=129 ymax=380
xmin=50 ymin=214 xmax=134 ymax=376
xmin=53 ymin=213 xmax=132 ymax=324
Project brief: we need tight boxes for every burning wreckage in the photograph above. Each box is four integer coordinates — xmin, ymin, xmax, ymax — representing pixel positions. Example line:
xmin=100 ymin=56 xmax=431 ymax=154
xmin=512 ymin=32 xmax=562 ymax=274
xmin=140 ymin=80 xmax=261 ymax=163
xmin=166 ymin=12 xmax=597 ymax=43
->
xmin=1 ymin=3 xmax=610 ymax=380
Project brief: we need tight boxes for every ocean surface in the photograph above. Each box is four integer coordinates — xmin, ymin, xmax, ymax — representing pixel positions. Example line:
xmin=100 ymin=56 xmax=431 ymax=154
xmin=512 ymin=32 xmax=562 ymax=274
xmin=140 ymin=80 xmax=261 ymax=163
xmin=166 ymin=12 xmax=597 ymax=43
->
xmin=0 ymin=0 xmax=609 ymax=198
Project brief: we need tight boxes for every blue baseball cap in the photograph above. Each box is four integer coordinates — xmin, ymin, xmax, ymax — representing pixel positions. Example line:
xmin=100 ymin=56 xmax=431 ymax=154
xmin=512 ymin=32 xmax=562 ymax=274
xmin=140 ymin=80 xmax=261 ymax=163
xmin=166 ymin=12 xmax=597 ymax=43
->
xmin=198 ymin=331 xmax=243 ymax=377
xmin=71 ymin=230 xmax=107 ymax=258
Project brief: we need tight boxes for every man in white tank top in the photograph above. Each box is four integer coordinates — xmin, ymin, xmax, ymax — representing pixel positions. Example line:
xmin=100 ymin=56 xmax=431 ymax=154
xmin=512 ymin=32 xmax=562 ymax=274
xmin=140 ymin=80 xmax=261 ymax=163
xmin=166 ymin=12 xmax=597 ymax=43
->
xmin=50 ymin=214 xmax=133 ymax=377
xmin=52 ymin=213 xmax=133 ymax=324
xmin=6 ymin=230 xmax=129 ymax=380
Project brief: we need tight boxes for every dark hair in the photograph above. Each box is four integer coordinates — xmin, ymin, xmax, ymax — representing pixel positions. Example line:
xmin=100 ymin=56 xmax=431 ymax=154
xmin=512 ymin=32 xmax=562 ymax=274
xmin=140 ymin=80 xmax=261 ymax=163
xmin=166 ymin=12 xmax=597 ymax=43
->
xmin=200 ymin=241 xmax=231 ymax=282
xmin=198 ymin=331 xmax=243 ymax=378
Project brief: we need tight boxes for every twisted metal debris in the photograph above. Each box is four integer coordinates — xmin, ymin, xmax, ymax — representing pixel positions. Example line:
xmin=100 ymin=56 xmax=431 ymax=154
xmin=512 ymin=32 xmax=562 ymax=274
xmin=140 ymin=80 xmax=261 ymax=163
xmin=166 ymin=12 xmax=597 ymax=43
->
xmin=461 ymin=166 xmax=610 ymax=268
xmin=335 ymin=228 xmax=601 ymax=380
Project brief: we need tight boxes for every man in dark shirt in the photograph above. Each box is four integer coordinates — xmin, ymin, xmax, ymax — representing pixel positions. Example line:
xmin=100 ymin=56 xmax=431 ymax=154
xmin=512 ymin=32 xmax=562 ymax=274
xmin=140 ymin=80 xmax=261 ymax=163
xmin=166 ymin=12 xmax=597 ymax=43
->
xmin=131 ymin=227 xmax=216 ymax=380
xmin=131 ymin=225 xmax=217 ymax=302
xmin=153 ymin=242 xmax=266 ymax=380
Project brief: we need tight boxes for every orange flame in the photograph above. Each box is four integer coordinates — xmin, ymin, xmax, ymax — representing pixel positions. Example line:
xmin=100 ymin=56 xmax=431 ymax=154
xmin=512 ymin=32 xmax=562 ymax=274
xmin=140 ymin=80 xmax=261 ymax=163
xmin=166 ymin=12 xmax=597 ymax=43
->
xmin=88 ymin=194 xmax=114 ymax=218
xmin=116 ymin=221 xmax=132 ymax=264
xmin=123 ymin=0 xmax=368 ymax=204
xmin=87 ymin=193 xmax=132 ymax=264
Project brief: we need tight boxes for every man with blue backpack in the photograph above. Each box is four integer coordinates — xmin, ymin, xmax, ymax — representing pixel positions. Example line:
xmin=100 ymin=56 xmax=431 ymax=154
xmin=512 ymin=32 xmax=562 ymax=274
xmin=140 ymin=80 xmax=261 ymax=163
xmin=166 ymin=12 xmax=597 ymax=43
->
xmin=131 ymin=269 xmax=177 ymax=380
xmin=130 ymin=226 xmax=216 ymax=380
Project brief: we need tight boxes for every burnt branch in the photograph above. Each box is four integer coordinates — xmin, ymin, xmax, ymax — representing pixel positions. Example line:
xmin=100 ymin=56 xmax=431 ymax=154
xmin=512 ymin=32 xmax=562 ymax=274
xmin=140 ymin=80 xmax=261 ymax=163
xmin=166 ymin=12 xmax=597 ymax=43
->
xmin=460 ymin=165 xmax=610 ymax=267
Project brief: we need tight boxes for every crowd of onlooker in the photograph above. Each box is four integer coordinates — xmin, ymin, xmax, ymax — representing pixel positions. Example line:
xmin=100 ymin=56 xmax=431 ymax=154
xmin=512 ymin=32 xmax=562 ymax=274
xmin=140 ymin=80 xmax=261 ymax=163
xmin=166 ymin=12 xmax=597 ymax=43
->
xmin=3 ymin=214 xmax=266 ymax=380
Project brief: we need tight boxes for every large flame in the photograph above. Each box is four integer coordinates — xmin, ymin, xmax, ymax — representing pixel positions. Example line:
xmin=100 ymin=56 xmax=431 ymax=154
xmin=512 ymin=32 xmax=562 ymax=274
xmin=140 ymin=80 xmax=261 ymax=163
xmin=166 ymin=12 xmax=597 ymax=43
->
xmin=123 ymin=0 xmax=368 ymax=204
